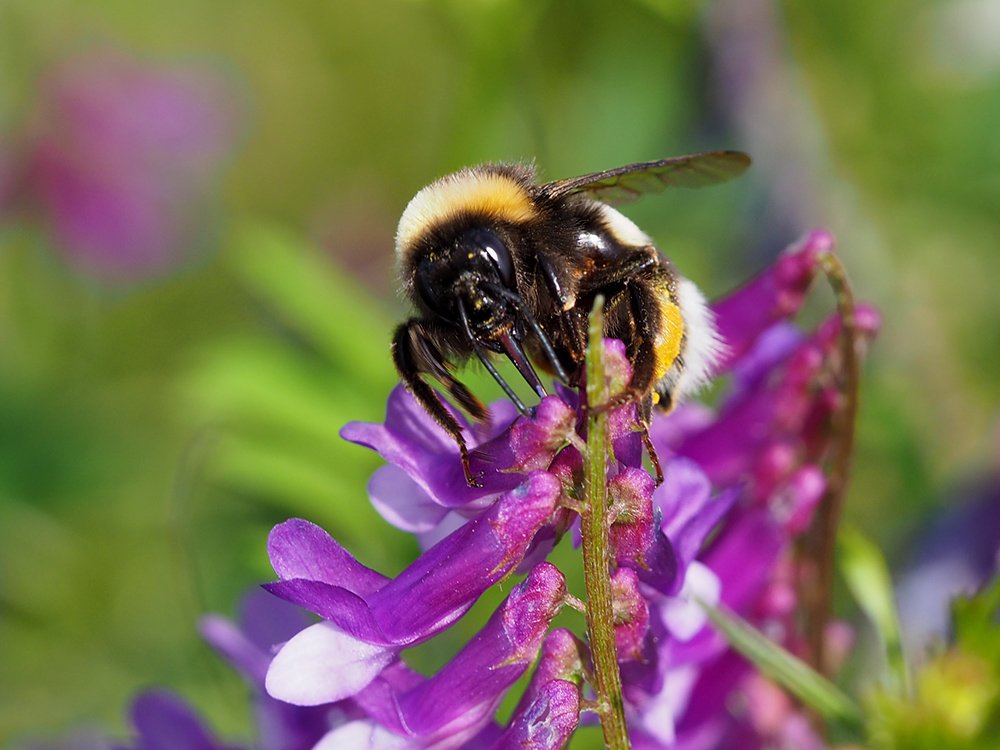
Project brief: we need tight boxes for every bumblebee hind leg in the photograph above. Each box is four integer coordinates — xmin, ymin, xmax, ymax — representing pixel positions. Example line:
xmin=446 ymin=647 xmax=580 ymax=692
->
xmin=637 ymin=392 xmax=664 ymax=485
xmin=392 ymin=319 xmax=485 ymax=487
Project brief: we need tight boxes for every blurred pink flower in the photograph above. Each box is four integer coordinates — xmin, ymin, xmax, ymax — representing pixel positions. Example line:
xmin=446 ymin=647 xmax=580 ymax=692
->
xmin=9 ymin=49 xmax=241 ymax=282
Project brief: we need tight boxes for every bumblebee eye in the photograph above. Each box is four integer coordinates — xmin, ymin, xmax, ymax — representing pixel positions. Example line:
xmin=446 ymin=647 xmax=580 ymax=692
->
xmin=416 ymin=259 xmax=450 ymax=316
xmin=466 ymin=228 xmax=515 ymax=288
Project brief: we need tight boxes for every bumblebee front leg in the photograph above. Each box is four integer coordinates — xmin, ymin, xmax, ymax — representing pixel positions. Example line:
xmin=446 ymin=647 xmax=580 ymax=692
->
xmin=391 ymin=319 xmax=486 ymax=487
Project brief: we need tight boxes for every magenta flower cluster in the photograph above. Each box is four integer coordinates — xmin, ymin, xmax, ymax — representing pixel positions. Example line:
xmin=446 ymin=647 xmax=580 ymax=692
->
xmin=239 ymin=230 xmax=876 ymax=749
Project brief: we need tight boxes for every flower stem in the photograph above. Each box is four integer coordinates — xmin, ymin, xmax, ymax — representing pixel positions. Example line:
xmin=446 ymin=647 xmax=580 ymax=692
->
xmin=805 ymin=250 xmax=860 ymax=677
xmin=581 ymin=296 xmax=631 ymax=750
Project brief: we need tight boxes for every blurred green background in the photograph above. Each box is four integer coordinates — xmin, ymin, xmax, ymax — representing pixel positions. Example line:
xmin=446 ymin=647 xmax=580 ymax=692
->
xmin=1 ymin=0 xmax=998 ymax=745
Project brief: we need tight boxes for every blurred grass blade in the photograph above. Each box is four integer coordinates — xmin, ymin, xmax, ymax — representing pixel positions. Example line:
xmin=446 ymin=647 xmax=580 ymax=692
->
xmin=839 ymin=523 xmax=912 ymax=696
xmin=227 ymin=220 xmax=396 ymax=393
xmin=699 ymin=598 xmax=865 ymax=733
xmin=953 ymin=572 xmax=1000 ymax=638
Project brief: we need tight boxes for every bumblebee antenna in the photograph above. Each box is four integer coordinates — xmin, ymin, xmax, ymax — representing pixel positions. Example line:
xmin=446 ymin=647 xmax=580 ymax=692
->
xmin=484 ymin=283 xmax=571 ymax=384
xmin=457 ymin=298 xmax=530 ymax=415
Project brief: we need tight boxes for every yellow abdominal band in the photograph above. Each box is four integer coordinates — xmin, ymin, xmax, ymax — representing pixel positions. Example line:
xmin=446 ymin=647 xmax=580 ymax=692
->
xmin=651 ymin=300 xmax=684 ymax=404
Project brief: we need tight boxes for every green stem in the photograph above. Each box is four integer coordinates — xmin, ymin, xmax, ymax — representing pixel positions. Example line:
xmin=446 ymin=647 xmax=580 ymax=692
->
xmin=581 ymin=296 xmax=631 ymax=750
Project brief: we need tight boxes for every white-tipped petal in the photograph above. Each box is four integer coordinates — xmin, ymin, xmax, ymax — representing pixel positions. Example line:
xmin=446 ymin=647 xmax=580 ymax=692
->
xmin=265 ymin=622 xmax=394 ymax=706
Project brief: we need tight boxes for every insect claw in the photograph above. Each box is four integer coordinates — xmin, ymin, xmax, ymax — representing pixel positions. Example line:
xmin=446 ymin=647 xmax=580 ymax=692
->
xmin=459 ymin=444 xmax=484 ymax=488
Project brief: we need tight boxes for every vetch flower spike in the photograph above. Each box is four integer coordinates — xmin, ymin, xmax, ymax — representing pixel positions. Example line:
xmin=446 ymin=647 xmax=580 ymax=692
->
xmin=311 ymin=563 xmax=567 ymax=749
xmin=265 ymin=472 xmax=560 ymax=705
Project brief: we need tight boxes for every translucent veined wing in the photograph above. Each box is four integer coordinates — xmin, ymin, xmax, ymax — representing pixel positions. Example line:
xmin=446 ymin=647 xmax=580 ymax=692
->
xmin=541 ymin=150 xmax=750 ymax=205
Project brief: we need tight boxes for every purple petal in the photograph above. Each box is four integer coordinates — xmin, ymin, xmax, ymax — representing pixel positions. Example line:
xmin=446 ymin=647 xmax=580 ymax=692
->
xmin=255 ymin=699 xmax=335 ymax=750
xmin=340 ymin=386 xmax=521 ymax=511
xmin=368 ymin=465 xmax=451 ymax=533
xmin=711 ymin=230 xmax=832 ymax=373
xmin=637 ymin=526 xmax=680 ymax=595
xmin=727 ymin=323 xmax=804 ymax=397
xmin=648 ymin=403 xmax=716 ymax=456
xmin=342 ymin=384 xmax=462 ymax=459
xmin=238 ymin=587 xmax=314 ymax=651
xmin=265 ymin=472 xmax=559 ymax=661
xmin=655 ymin=459 xmax=738 ymax=592
xmin=395 ymin=563 xmax=568 ymax=736
xmin=262 ymin=580 xmax=385 ymax=643
xmin=489 ymin=680 xmax=581 ymax=750
xmin=415 ymin=510 xmax=469 ymax=550
xmin=268 ymin=518 xmax=388 ymax=596
xmin=126 ymin=690 xmax=238 ymax=750
xmin=266 ymin=622 xmax=396 ymax=706
xmin=706 ymin=510 xmax=785 ymax=613
xmin=670 ymin=391 xmax=780 ymax=487
xmin=311 ymin=722 xmax=409 ymax=750
xmin=629 ymin=665 xmax=701 ymax=748
xmin=198 ymin=592 xmax=339 ymax=750
xmin=200 ymin=614 xmax=270 ymax=685
xmin=367 ymin=472 xmax=560 ymax=644
xmin=671 ymin=650 xmax=752 ymax=748
xmin=658 ymin=562 xmax=721 ymax=641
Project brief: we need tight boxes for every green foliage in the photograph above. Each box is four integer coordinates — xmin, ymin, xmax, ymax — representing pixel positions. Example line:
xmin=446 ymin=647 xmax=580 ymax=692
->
xmin=865 ymin=576 xmax=1000 ymax=750
xmin=182 ymin=222 xmax=401 ymax=550
xmin=839 ymin=524 xmax=911 ymax=695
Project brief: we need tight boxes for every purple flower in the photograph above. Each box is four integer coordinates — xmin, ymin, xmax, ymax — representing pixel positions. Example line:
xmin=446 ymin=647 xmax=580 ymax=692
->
xmin=251 ymin=229 xmax=874 ymax=749
xmin=616 ymin=232 xmax=880 ymax=749
xmin=27 ymin=230 xmax=863 ymax=749
xmin=263 ymin=472 xmax=561 ymax=705
xmin=2 ymin=49 xmax=240 ymax=282
xmin=499 ymin=628 xmax=584 ymax=748
xmin=340 ymin=388 xmax=574 ymax=536
xmin=308 ymin=563 xmax=568 ymax=749
xmin=114 ymin=691 xmax=243 ymax=750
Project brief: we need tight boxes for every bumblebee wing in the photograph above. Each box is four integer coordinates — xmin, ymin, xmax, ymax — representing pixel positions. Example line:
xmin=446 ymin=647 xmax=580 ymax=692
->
xmin=541 ymin=150 xmax=750 ymax=205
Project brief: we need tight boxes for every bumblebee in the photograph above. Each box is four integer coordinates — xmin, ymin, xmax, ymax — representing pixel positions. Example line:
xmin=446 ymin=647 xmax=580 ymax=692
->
xmin=392 ymin=151 xmax=751 ymax=486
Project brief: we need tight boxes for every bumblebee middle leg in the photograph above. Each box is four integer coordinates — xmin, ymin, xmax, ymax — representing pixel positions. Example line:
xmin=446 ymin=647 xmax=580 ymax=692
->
xmin=587 ymin=273 xmax=668 ymax=484
xmin=594 ymin=279 xmax=665 ymax=411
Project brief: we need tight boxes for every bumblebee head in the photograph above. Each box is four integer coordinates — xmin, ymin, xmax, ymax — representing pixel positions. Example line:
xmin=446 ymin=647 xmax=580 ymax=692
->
xmin=395 ymin=164 xmax=538 ymax=336
xmin=414 ymin=225 xmax=520 ymax=335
